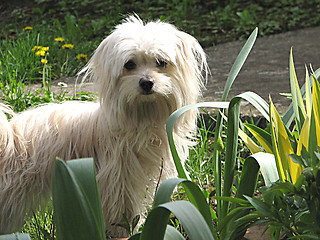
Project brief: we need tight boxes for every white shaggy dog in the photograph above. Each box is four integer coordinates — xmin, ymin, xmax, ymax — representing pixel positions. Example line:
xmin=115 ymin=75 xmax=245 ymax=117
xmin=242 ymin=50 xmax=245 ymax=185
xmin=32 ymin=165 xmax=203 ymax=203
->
xmin=0 ymin=16 xmax=207 ymax=237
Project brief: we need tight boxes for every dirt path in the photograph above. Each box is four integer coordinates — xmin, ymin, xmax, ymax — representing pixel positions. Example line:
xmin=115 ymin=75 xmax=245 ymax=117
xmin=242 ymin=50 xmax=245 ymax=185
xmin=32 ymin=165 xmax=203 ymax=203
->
xmin=204 ymin=26 xmax=320 ymax=115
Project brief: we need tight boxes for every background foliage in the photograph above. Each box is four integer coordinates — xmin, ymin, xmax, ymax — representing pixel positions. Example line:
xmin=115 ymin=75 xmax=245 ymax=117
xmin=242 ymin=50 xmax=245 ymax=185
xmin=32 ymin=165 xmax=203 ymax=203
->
xmin=1 ymin=0 xmax=320 ymax=48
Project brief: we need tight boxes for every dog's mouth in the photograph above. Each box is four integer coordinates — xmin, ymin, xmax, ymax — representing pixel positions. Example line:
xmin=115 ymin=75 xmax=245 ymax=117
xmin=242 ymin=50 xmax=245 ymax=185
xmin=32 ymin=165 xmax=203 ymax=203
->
xmin=140 ymin=91 xmax=154 ymax=95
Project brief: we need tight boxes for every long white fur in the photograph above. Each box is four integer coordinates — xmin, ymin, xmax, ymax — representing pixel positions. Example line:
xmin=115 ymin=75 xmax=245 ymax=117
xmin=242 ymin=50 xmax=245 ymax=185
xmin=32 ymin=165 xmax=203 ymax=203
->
xmin=0 ymin=16 xmax=207 ymax=237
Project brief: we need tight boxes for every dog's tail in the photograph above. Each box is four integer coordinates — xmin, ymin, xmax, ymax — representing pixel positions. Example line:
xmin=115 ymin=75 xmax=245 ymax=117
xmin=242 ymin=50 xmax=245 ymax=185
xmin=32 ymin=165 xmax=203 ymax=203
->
xmin=0 ymin=104 xmax=16 ymax=160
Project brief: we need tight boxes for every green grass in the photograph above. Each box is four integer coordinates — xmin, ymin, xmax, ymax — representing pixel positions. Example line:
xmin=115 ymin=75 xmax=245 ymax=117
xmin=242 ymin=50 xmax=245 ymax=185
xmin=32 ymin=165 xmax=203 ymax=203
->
xmin=0 ymin=24 xmax=96 ymax=111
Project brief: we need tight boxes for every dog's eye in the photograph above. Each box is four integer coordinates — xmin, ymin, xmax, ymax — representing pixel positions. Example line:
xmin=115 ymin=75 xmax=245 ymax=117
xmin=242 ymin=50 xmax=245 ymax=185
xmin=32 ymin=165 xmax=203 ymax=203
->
xmin=156 ymin=60 xmax=167 ymax=68
xmin=124 ymin=60 xmax=136 ymax=70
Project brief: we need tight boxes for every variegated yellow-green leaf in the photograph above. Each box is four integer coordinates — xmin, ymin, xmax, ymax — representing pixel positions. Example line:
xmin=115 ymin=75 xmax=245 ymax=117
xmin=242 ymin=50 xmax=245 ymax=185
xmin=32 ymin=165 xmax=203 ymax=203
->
xmin=270 ymin=99 xmax=302 ymax=183
xmin=243 ymin=123 xmax=273 ymax=154
xmin=297 ymin=116 xmax=310 ymax=155
xmin=311 ymin=75 xmax=320 ymax=145
xmin=238 ymin=128 xmax=261 ymax=154
xmin=289 ymin=48 xmax=306 ymax=133
xmin=304 ymin=67 xmax=312 ymax=117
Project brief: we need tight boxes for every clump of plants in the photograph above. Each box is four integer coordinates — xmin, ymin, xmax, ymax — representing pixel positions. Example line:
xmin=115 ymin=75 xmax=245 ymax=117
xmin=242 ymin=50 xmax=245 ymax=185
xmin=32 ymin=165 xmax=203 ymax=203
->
xmin=0 ymin=25 xmax=96 ymax=112
xmin=237 ymin=50 xmax=320 ymax=238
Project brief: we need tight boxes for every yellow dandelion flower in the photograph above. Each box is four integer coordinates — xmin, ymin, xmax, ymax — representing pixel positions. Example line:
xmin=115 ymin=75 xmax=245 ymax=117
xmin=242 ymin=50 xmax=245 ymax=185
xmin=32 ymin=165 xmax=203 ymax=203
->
xmin=77 ymin=54 xmax=88 ymax=62
xmin=55 ymin=37 xmax=65 ymax=42
xmin=32 ymin=46 xmax=43 ymax=52
xmin=62 ymin=44 xmax=74 ymax=50
xmin=23 ymin=26 xmax=33 ymax=31
xmin=41 ymin=59 xmax=48 ymax=64
xmin=41 ymin=46 xmax=49 ymax=52
xmin=35 ymin=50 xmax=46 ymax=56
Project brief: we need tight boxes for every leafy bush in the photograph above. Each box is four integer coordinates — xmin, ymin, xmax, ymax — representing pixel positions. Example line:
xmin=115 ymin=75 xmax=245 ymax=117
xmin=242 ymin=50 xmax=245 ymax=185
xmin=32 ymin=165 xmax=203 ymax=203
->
xmin=236 ymin=50 xmax=320 ymax=238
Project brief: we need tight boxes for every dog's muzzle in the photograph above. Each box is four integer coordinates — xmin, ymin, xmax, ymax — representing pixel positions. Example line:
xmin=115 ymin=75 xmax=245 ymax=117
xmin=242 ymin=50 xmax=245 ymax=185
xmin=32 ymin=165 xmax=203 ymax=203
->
xmin=139 ymin=76 xmax=154 ymax=95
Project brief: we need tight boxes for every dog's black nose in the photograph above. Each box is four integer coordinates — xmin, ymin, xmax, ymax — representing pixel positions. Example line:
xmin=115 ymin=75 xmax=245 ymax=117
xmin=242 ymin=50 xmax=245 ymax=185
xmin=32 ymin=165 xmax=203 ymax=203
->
xmin=139 ymin=77 xmax=154 ymax=94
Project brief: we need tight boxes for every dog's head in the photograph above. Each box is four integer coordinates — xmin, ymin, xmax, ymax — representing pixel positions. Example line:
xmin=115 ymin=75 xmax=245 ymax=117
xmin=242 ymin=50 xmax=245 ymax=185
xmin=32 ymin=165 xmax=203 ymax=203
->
xmin=82 ymin=15 xmax=208 ymax=129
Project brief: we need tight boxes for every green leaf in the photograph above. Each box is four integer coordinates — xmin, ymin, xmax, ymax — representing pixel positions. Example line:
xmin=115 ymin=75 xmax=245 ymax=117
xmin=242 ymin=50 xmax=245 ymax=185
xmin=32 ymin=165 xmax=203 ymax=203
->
xmin=221 ymin=96 xmax=241 ymax=218
xmin=213 ymin=196 xmax=250 ymax=205
xmin=289 ymin=48 xmax=306 ymax=133
xmin=153 ymin=178 xmax=216 ymax=238
xmin=212 ymin=28 xmax=258 ymax=219
xmin=140 ymin=201 xmax=215 ymax=240
xmin=270 ymin=99 xmax=296 ymax=183
xmin=249 ymin=152 xmax=279 ymax=187
xmin=52 ymin=158 xmax=105 ymax=240
xmin=216 ymin=206 xmax=249 ymax=232
xmin=282 ymin=67 xmax=320 ymax=129
xmin=164 ymin=225 xmax=185 ymax=240
xmin=225 ymin=213 xmax=266 ymax=240
xmin=243 ymin=123 xmax=273 ymax=153
xmin=128 ymin=232 xmax=141 ymax=240
xmin=243 ymin=196 xmax=273 ymax=218
xmin=221 ymin=28 xmax=258 ymax=101
xmin=236 ymin=91 xmax=270 ymax=121
xmin=67 ymin=158 xmax=105 ymax=231
xmin=166 ymin=102 xmax=228 ymax=222
xmin=234 ymin=156 xmax=260 ymax=201
xmin=309 ymin=75 xmax=320 ymax=163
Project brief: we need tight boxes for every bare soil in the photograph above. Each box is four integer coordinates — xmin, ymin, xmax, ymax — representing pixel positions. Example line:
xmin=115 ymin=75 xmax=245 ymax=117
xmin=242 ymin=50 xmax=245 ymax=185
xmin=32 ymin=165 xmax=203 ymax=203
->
xmin=204 ymin=26 xmax=320 ymax=115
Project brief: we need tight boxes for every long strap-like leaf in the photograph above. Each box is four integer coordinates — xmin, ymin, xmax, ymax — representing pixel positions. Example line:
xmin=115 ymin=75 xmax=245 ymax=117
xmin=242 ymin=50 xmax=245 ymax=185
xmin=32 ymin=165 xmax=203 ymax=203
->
xmin=52 ymin=158 xmax=105 ymax=240
xmin=140 ymin=201 xmax=215 ymax=240
xmin=221 ymin=28 xmax=258 ymax=101
xmin=153 ymin=178 xmax=217 ymax=238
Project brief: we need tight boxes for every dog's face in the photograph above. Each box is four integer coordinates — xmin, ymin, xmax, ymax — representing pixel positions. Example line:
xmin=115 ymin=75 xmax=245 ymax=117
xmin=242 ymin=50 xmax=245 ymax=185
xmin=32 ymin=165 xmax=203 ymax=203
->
xmin=119 ymin=54 xmax=173 ymax=104
xmin=82 ymin=16 xmax=207 ymax=127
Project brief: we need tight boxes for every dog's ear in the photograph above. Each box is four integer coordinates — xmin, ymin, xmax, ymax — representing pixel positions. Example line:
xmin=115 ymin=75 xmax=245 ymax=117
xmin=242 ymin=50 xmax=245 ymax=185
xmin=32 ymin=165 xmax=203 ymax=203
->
xmin=79 ymin=35 xmax=124 ymax=103
xmin=175 ymin=31 xmax=209 ymax=89
xmin=172 ymin=30 xmax=209 ymax=105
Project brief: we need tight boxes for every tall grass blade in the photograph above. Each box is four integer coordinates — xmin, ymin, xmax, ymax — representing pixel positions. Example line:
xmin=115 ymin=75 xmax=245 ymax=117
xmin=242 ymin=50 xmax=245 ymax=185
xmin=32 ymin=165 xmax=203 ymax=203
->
xmin=233 ymin=156 xmax=260 ymax=204
xmin=236 ymin=91 xmax=270 ymax=121
xmin=297 ymin=116 xmax=310 ymax=155
xmin=221 ymin=91 xmax=270 ymax=218
xmin=166 ymin=102 xmax=228 ymax=227
xmin=66 ymin=158 xmax=105 ymax=232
